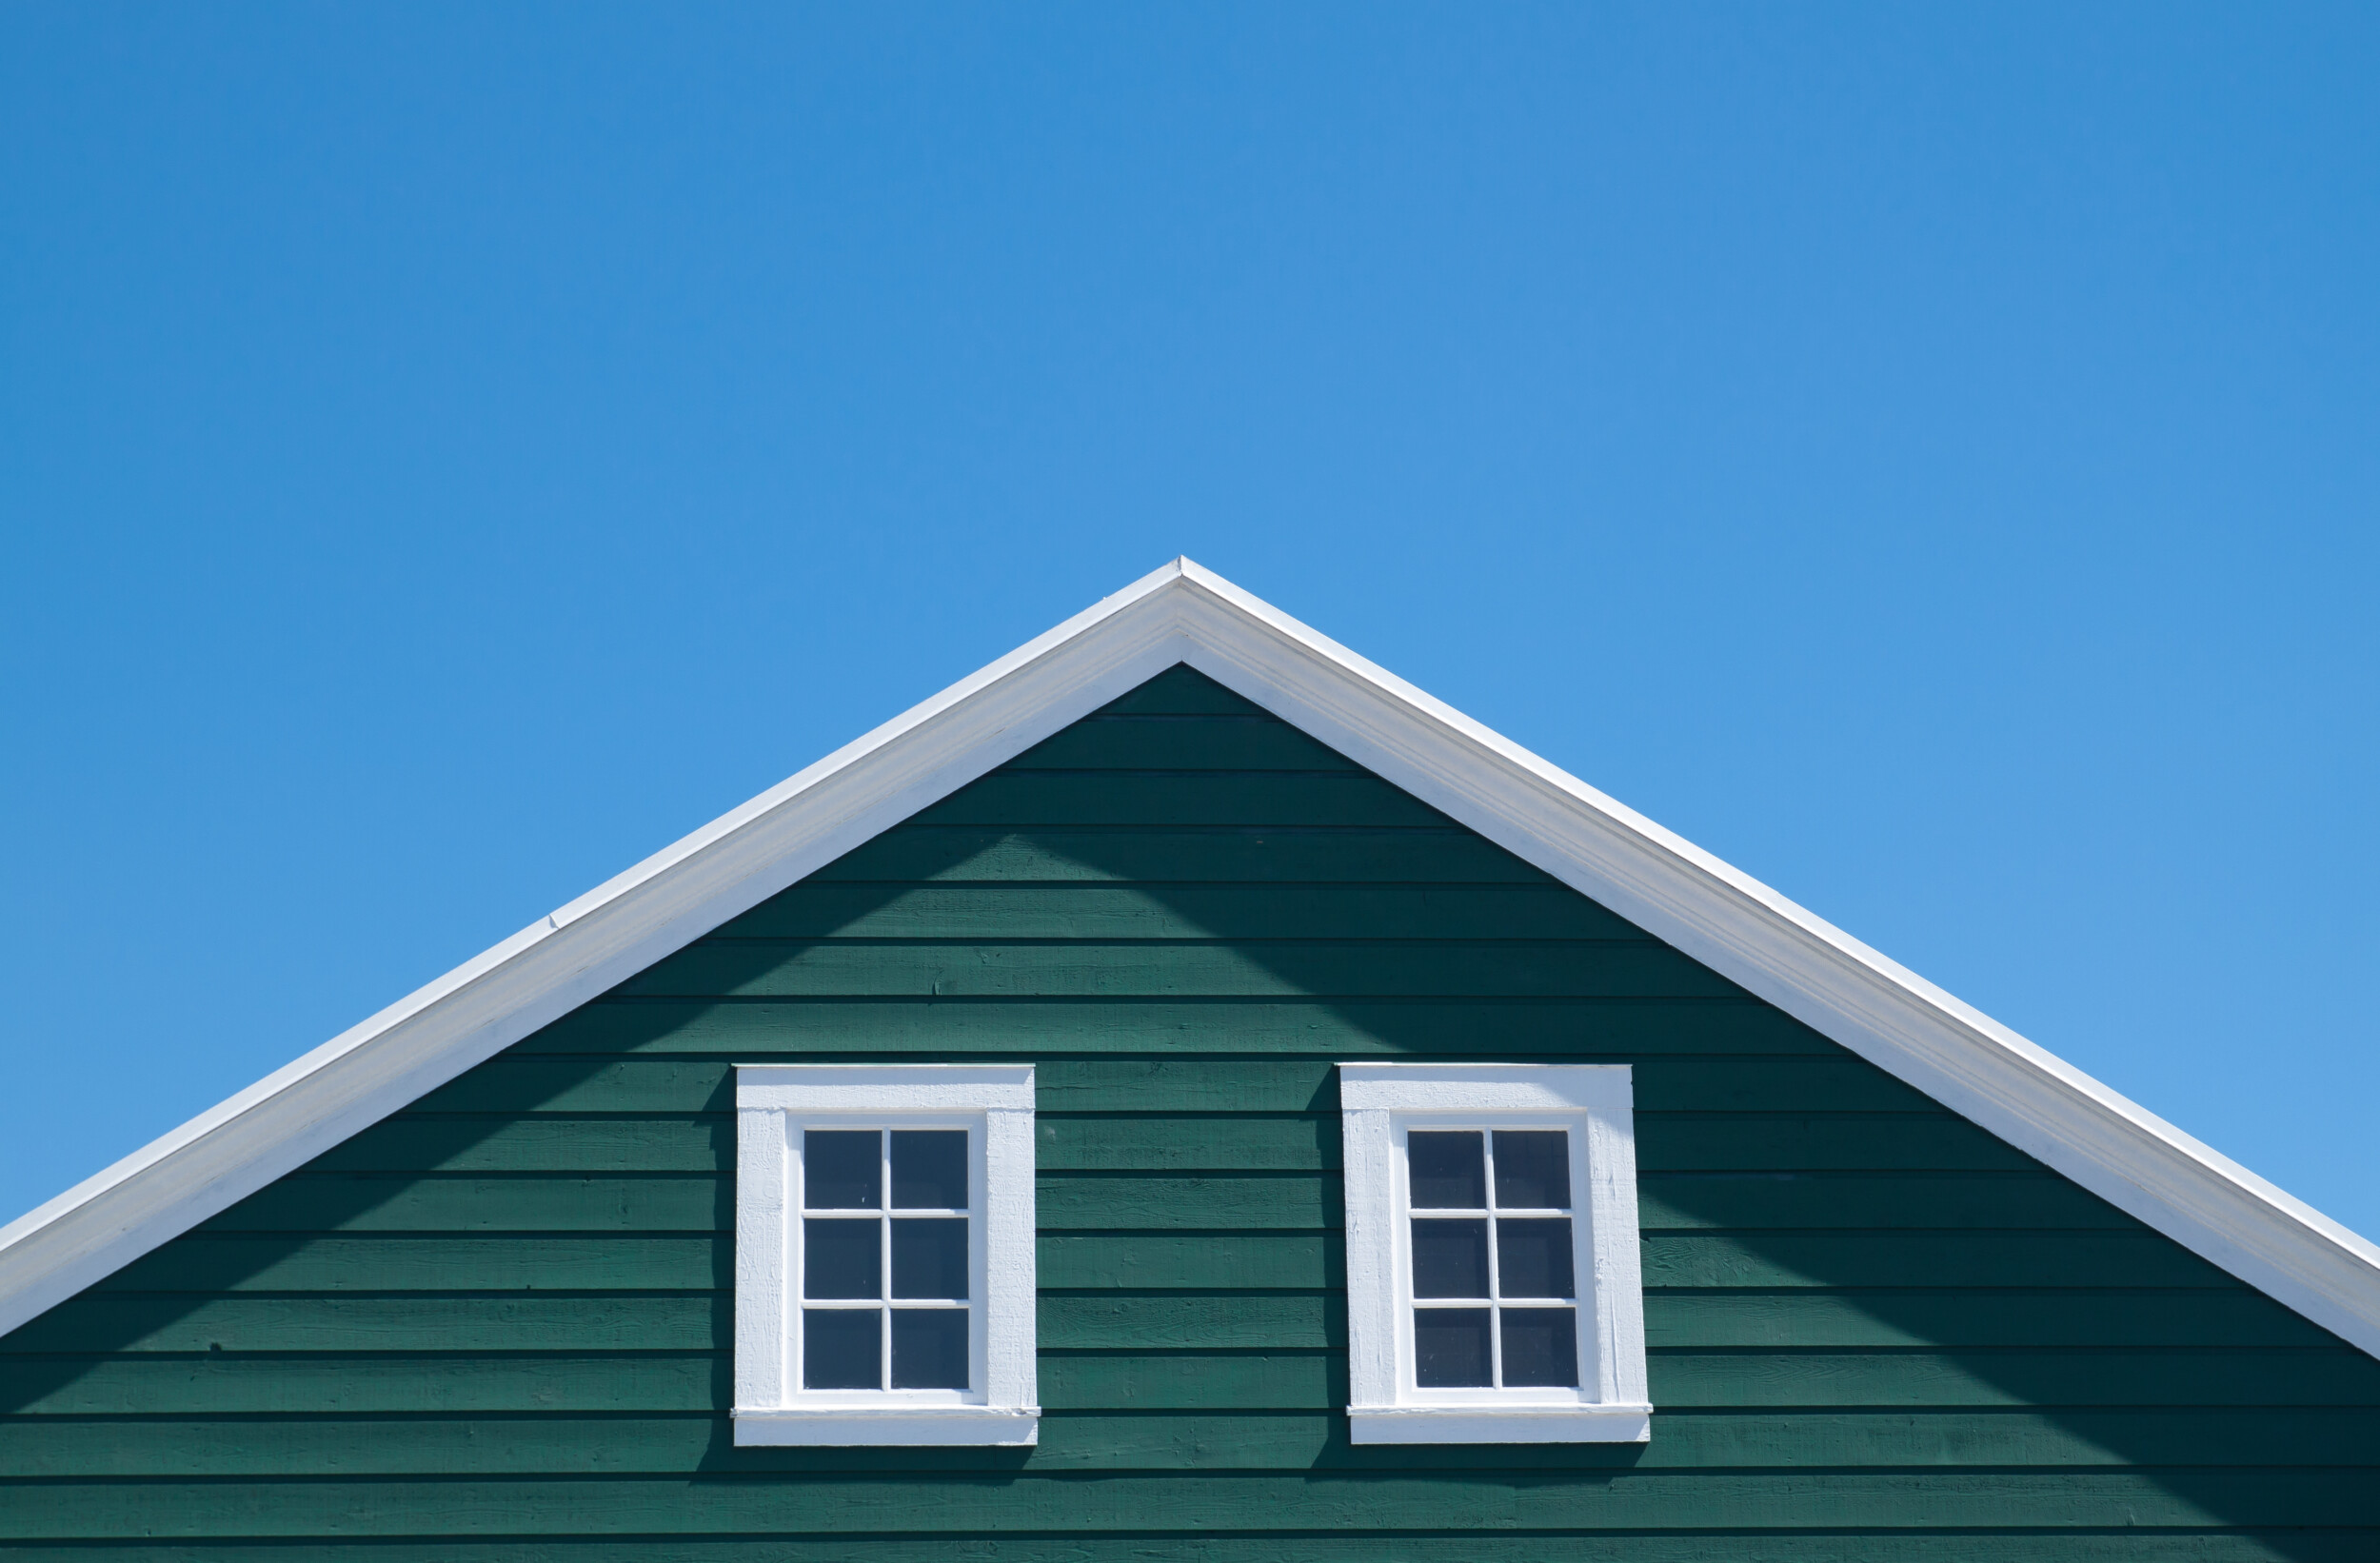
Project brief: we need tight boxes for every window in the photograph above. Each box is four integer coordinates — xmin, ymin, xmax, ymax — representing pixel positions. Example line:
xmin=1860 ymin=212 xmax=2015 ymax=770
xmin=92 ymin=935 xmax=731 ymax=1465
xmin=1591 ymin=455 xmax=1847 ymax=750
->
xmin=733 ymin=1065 xmax=1037 ymax=1445
xmin=1339 ymin=1063 xmax=1649 ymax=1443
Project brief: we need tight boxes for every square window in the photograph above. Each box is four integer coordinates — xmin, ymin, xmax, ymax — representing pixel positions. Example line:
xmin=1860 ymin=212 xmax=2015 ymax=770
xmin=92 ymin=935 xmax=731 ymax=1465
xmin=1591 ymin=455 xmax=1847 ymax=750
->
xmin=801 ymin=1308 xmax=881 ymax=1390
xmin=891 ymin=1309 xmax=971 ymax=1390
xmin=803 ymin=1131 xmax=883 ymax=1209
xmin=891 ymin=1218 xmax=969 ymax=1299
xmin=892 ymin=1131 xmax=969 ymax=1210
xmin=1411 ymin=1219 xmax=1490 ymax=1298
xmin=1339 ymin=1063 xmax=1649 ymax=1444
xmin=1493 ymin=1130 xmax=1571 ymax=1210
xmin=1495 ymin=1217 xmax=1575 ymax=1299
xmin=734 ymin=1066 xmax=1038 ymax=1447
xmin=1407 ymin=1131 xmax=1485 ymax=1208
xmin=803 ymin=1218 xmax=882 ymax=1299
xmin=1414 ymin=1308 xmax=1494 ymax=1388
xmin=1499 ymin=1308 xmax=1580 ymax=1389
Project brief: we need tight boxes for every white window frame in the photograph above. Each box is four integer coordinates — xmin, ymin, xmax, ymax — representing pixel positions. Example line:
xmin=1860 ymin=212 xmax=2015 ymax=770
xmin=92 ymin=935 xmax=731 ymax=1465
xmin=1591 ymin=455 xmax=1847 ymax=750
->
xmin=1339 ymin=1062 xmax=1650 ymax=1443
xmin=733 ymin=1064 xmax=1038 ymax=1446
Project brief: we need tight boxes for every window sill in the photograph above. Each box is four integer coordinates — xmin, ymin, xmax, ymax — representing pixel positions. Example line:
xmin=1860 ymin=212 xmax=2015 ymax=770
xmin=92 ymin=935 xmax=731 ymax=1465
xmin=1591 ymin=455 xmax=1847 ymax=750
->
xmin=1347 ymin=1403 xmax=1652 ymax=1444
xmin=732 ymin=1406 xmax=1040 ymax=1447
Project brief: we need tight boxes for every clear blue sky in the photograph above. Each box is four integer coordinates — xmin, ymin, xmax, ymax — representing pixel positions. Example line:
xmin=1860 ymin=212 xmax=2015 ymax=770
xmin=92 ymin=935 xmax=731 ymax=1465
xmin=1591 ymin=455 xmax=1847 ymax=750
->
xmin=3 ymin=5 xmax=2375 ymax=1240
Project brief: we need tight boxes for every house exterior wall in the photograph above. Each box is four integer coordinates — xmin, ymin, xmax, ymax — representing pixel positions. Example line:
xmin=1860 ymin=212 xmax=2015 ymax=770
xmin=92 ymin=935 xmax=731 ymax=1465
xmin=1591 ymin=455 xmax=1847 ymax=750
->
xmin=1 ymin=664 xmax=2373 ymax=1560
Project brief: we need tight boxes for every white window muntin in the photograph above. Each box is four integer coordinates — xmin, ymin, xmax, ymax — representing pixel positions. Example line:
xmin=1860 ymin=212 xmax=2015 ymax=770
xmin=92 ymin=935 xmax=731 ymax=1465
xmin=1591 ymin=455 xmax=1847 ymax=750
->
xmin=1340 ymin=1063 xmax=1650 ymax=1444
xmin=1393 ymin=1113 xmax=1593 ymax=1405
xmin=733 ymin=1065 xmax=1037 ymax=1446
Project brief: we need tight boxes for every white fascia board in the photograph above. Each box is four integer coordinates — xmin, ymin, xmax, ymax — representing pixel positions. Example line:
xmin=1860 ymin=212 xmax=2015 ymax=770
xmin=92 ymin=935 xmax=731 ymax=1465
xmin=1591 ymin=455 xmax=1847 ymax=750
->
xmin=3 ymin=556 xmax=2376 ymax=1361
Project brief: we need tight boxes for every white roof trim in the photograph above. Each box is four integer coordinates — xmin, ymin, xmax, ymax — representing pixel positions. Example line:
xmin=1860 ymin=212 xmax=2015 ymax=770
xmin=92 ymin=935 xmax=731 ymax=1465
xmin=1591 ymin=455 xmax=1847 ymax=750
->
xmin=2 ymin=558 xmax=2375 ymax=1357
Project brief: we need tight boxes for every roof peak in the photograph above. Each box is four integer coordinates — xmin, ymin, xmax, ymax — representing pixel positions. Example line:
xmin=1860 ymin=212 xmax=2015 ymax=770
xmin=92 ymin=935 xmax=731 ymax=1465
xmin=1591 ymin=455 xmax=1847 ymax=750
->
xmin=3 ymin=561 xmax=2376 ymax=1357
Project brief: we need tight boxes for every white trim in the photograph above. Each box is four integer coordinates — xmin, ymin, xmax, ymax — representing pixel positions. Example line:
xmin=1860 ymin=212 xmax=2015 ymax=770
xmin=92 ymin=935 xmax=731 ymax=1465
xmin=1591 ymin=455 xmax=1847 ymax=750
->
xmin=0 ymin=559 xmax=2373 ymax=1364
xmin=729 ymin=1408 xmax=1041 ymax=1447
xmin=1347 ymin=1405 xmax=1656 ymax=1444
xmin=1340 ymin=1063 xmax=1649 ymax=1443
xmin=732 ymin=1064 xmax=1037 ymax=1447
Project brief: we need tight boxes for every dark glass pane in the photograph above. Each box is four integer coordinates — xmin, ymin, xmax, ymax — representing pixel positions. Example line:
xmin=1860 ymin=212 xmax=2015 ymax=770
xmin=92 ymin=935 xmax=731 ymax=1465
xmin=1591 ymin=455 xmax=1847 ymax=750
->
xmin=1411 ymin=1218 xmax=1489 ymax=1298
xmin=891 ymin=1309 xmax=970 ymax=1389
xmin=891 ymin=1131 xmax=969 ymax=1210
xmin=803 ymin=1217 xmax=881 ymax=1299
xmin=1407 ymin=1132 xmax=1485 ymax=1208
xmin=891 ymin=1217 xmax=970 ymax=1299
xmin=1415 ymin=1307 xmax=1493 ymax=1388
xmin=1493 ymin=1131 xmax=1571 ymax=1209
xmin=1501 ymin=1307 xmax=1579 ymax=1387
xmin=1496 ymin=1217 xmax=1576 ymax=1299
xmin=802 ymin=1308 xmax=881 ymax=1389
xmin=804 ymin=1131 xmax=882 ymax=1209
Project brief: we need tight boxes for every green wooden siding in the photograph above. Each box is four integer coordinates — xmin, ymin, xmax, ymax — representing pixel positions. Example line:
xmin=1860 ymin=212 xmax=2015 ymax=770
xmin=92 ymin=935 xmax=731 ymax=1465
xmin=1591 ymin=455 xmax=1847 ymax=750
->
xmin=2 ymin=663 xmax=2371 ymax=1562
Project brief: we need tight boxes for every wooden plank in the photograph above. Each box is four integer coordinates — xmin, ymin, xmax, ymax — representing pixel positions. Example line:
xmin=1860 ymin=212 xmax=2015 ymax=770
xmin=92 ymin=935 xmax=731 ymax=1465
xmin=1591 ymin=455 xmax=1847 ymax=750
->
xmin=1040 ymin=1294 xmax=1337 ymax=1350
xmin=1636 ymin=1173 xmax=2134 ymax=1232
xmin=108 ymin=1232 xmax=1364 ymax=1295
xmin=1041 ymin=1234 xmax=1339 ymax=1290
xmin=516 ymin=998 xmax=1831 ymax=1058
xmin=1095 ymin=668 xmax=1267 ymax=715
xmin=17 ymin=1287 xmax=2323 ymax=1361
xmin=805 ymin=825 xmax=1558 ymax=884
xmin=97 ymin=1229 xmax=2230 ymax=1297
xmin=98 ymin=1237 xmax=728 ymax=1294
xmin=1642 ymin=1289 xmax=2341 ymax=1349
xmin=309 ymin=1117 xmax=729 ymax=1175
xmin=10 ymin=1294 xmax=1323 ymax=1357
xmin=1641 ymin=1232 xmax=2238 ymax=1289
xmin=1637 ymin=1114 xmax=2035 ymax=1172
xmin=1 ymin=1295 xmax=721 ymax=1355
xmin=3 ymin=1409 xmax=2376 ymax=1477
xmin=18 ymin=1287 xmax=2321 ymax=1360
xmin=1649 ymin=1348 xmax=2380 ymax=1408
xmin=0 ymin=1535 xmax=2353 ymax=1563
xmin=303 ymin=1112 xmax=2024 ymax=1177
xmin=197 ymin=1176 xmax=726 ymax=1235
xmin=2 ymin=1469 xmax=2374 ymax=1537
xmin=414 ymin=1057 xmax=1923 ymax=1116
xmin=911 ymin=773 xmax=1451 ymax=827
xmin=1040 ymin=1116 xmax=1339 ymax=1172
xmin=1041 ymin=1352 xmax=1341 ymax=1410
xmin=712 ymin=885 xmax=1644 ymax=941
xmin=1038 ymin=1174 xmax=1338 ymax=1231
xmin=614 ymin=940 xmax=1742 ymax=1001
xmin=1003 ymin=721 xmax=1362 ymax=772
xmin=0 ymin=1354 xmax=721 ymax=1416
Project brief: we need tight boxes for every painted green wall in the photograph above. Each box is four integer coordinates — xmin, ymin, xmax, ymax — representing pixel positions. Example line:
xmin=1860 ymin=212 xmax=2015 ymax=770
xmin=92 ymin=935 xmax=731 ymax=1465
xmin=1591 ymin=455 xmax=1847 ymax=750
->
xmin=3 ymin=664 xmax=2374 ymax=1561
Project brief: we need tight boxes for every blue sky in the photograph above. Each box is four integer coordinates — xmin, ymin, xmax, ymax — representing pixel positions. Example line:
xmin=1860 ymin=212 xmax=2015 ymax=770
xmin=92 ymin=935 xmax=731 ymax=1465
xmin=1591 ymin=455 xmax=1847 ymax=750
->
xmin=3 ymin=5 xmax=2375 ymax=1240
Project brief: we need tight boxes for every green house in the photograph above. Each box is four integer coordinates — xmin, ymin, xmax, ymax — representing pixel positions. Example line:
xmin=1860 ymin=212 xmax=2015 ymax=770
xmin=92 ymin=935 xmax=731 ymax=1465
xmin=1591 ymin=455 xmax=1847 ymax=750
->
xmin=2 ymin=559 xmax=2375 ymax=1559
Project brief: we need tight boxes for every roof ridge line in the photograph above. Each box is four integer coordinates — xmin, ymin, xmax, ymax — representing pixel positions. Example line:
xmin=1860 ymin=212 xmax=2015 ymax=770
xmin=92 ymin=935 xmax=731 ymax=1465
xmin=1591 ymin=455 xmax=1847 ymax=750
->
xmin=2 ymin=558 xmax=2374 ymax=1358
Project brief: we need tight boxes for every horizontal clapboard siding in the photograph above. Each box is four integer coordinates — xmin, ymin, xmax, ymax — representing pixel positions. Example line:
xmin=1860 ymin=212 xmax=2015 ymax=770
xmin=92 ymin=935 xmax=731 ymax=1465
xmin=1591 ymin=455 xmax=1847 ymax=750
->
xmin=3 ymin=664 xmax=2370 ymax=1562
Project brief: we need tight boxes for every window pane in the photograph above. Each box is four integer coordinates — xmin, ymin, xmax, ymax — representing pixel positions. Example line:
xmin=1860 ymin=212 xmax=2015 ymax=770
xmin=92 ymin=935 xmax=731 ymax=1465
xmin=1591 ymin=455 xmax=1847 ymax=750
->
xmin=1407 ymin=1132 xmax=1485 ymax=1208
xmin=890 ymin=1309 xmax=970 ymax=1389
xmin=1495 ymin=1217 xmax=1576 ymax=1299
xmin=1500 ymin=1307 xmax=1579 ymax=1388
xmin=1415 ymin=1307 xmax=1493 ymax=1388
xmin=803 ymin=1218 xmax=882 ymax=1299
xmin=1411 ymin=1218 xmax=1489 ymax=1298
xmin=891 ymin=1131 xmax=969 ymax=1210
xmin=804 ymin=1131 xmax=882 ymax=1209
xmin=802 ymin=1308 xmax=881 ymax=1389
xmin=891 ymin=1217 xmax=969 ymax=1299
xmin=1493 ymin=1130 xmax=1570 ymax=1209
